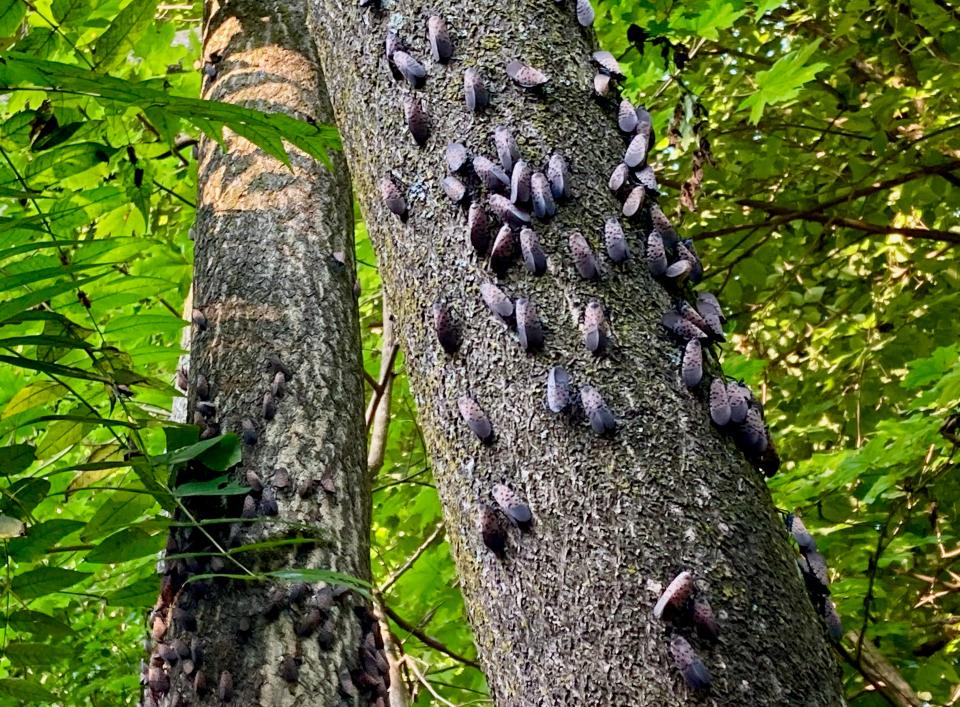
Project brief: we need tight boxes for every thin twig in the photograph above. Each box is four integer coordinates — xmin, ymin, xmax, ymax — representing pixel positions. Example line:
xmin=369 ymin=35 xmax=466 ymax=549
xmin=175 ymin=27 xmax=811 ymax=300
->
xmin=383 ymin=603 xmax=481 ymax=669
xmin=381 ymin=523 xmax=445 ymax=593
xmin=365 ymin=342 xmax=400 ymax=429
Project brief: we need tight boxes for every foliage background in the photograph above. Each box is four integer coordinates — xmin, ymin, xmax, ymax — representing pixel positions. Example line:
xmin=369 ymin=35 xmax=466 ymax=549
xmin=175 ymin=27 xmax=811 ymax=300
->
xmin=0 ymin=0 xmax=956 ymax=704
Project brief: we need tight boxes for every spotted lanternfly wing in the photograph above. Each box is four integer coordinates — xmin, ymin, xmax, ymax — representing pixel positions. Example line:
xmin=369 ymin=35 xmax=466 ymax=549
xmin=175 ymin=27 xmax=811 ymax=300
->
xmin=506 ymin=60 xmax=549 ymax=88
xmin=490 ymin=225 xmax=516 ymax=275
xmin=593 ymin=72 xmax=612 ymax=97
xmin=477 ymin=504 xmax=507 ymax=557
xmin=635 ymin=165 xmax=658 ymax=192
xmin=739 ymin=406 xmax=768 ymax=455
xmin=473 ymin=155 xmax=510 ymax=193
xmin=785 ymin=513 xmax=817 ymax=554
xmin=176 ymin=367 xmax=188 ymax=391
xmin=823 ymin=598 xmax=843 ymax=641
xmin=609 ymin=163 xmax=630 ymax=195
xmin=569 ymin=232 xmax=599 ymax=280
xmin=441 ymin=175 xmax=467 ymax=205
xmin=241 ymin=418 xmax=258 ymax=445
xmin=242 ymin=494 xmax=258 ymax=518
xmin=467 ymin=203 xmax=489 ymax=255
xmin=511 ymin=160 xmax=532 ymax=204
xmin=759 ymin=438 xmax=780 ymax=477
xmin=697 ymin=292 xmax=724 ymax=321
xmin=520 ymin=227 xmax=547 ymax=275
xmin=691 ymin=596 xmax=719 ymax=641
xmin=624 ymin=132 xmax=648 ymax=168
xmin=530 ymin=172 xmax=556 ymax=218
xmin=636 ymin=106 xmax=655 ymax=146
xmin=384 ymin=31 xmax=403 ymax=80
xmin=463 ymin=68 xmax=489 ymax=112
xmin=458 ymin=395 xmax=494 ymax=443
xmin=480 ymin=282 xmax=514 ymax=322
xmin=263 ymin=392 xmax=276 ymax=420
xmin=649 ymin=203 xmax=674 ymax=236
xmin=494 ymin=126 xmax=520 ymax=174
xmin=665 ymin=258 xmax=692 ymax=282
xmin=604 ymin=217 xmax=629 ymax=263
xmin=546 ymin=153 xmax=570 ymax=201
xmin=676 ymin=241 xmax=702 ymax=282
xmin=677 ymin=300 xmax=710 ymax=333
xmin=682 ymin=338 xmax=703 ymax=388
xmin=727 ymin=381 xmax=748 ymax=423
xmin=622 ymin=185 xmax=645 ymax=218
xmin=492 ymin=484 xmax=533 ymax=529
xmin=446 ymin=142 xmax=470 ymax=173
xmin=592 ymin=50 xmax=624 ymax=78
xmin=489 ymin=194 xmax=531 ymax=228
xmin=380 ymin=176 xmax=406 ymax=219
xmin=709 ymin=378 xmax=731 ymax=426
xmin=804 ymin=550 xmax=831 ymax=594
xmin=546 ymin=366 xmax=574 ymax=414
xmin=393 ymin=50 xmax=426 ymax=88
xmin=515 ymin=298 xmax=544 ymax=353
xmin=580 ymin=385 xmax=616 ymax=435
xmin=618 ymin=99 xmax=638 ymax=132
xmin=218 ymin=671 xmax=233 ymax=702
xmin=404 ymin=97 xmax=429 ymax=147
xmin=432 ymin=302 xmax=460 ymax=355
xmin=653 ymin=571 xmax=693 ymax=620
xmin=576 ymin=0 xmax=595 ymax=27
xmin=427 ymin=16 xmax=453 ymax=63
xmin=662 ymin=311 xmax=707 ymax=341
xmin=583 ymin=300 xmax=606 ymax=353
xmin=669 ymin=636 xmax=711 ymax=691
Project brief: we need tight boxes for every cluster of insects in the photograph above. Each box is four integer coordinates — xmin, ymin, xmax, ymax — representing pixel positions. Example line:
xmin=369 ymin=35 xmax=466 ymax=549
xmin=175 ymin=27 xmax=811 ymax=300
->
xmin=653 ymin=570 xmax=719 ymax=691
xmin=787 ymin=514 xmax=843 ymax=641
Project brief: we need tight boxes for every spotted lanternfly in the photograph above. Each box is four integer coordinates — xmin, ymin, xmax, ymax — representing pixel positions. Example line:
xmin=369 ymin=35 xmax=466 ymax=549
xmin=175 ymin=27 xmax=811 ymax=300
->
xmin=682 ymin=339 xmax=703 ymax=388
xmin=491 ymin=484 xmax=533 ymax=530
xmin=569 ymin=232 xmax=599 ymax=280
xmin=467 ymin=203 xmax=489 ymax=255
xmin=511 ymin=160 xmax=532 ymax=204
xmin=506 ymin=60 xmax=549 ymax=88
xmin=739 ymin=406 xmax=768 ymax=455
xmin=582 ymin=300 xmax=607 ymax=353
xmin=636 ymin=105 xmax=655 ymax=144
xmin=384 ymin=31 xmax=403 ymax=80
xmin=609 ymin=163 xmax=630 ymax=195
xmin=279 ymin=655 xmax=300 ymax=683
xmin=618 ymin=99 xmax=638 ymax=132
xmin=653 ymin=570 xmax=692 ymax=620
xmin=379 ymin=176 xmax=407 ymax=220
xmin=260 ymin=488 xmax=279 ymax=516
xmin=823 ymin=598 xmax=843 ymax=641
xmin=477 ymin=504 xmax=507 ymax=557
xmin=246 ymin=468 xmax=263 ymax=493
xmin=635 ymin=165 xmax=658 ymax=192
xmin=441 ymin=175 xmax=467 ymax=205
xmin=726 ymin=381 xmax=748 ymax=424
xmin=489 ymin=194 xmax=532 ymax=228
xmin=494 ymin=126 xmax=520 ymax=174
xmin=546 ymin=366 xmax=573 ymax=414
xmin=593 ymin=72 xmax=612 ymax=97
xmin=218 ymin=670 xmax=233 ymax=702
xmin=481 ymin=282 xmax=513 ymax=322
xmin=624 ymin=132 xmax=648 ymax=168
xmin=157 ymin=643 xmax=179 ymax=664
xmin=148 ymin=665 xmax=170 ymax=693
xmin=697 ymin=292 xmax=724 ymax=321
xmin=427 ymin=16 xmax=453 ymax=63
xmin=403 ymin=96 xmax=429 ymax=147
xmin=263 ymin=392 xmax=276 ymax=420
xmin=273 ymin=467 xmax=291 ymax=491
xmin=546 ymin=153 xmax=570 ymax=201
xmin=709 ymin=378 xmax=731 ymax=426
xmin=662 ymin=311 xmax=707 ymax=341
xmin=677 ymin=300 xmax=710 ymax=336
xmin=196 ymin=401 xmax=217 ymax=418
xmin=473 ymin=155 xmax=510 ymax=193
xmin=786 ymin=513 xmax=817 ymax=554
xmin=241 ymin=418 xmax=258 ymax=445
xmin=520 ymin=227 xmax=547 ymax=275
xmin=530 ymin=172 xmax=556 ymax=218
xmin=242 ymin=494 xmax=258 ymax=518
xmin=580 ymin=385 xmax=616 ymax=435
xmin=515 ymin=298 xmax=544 ymax=352
xmin=490 ymin=225 xmax=516 ymax=275
xmin=446 ymin=142 xmax=470 ymax=173
xmin=676 ymin=241 xmax=702 ymax=282
xmin=192 ymin=374 xmax=209 ymax=401
xmin=692 ymin=596 xmax=719 ymax=641
xmin=670 ymin=636 xmax=711 ymax=691
xmin=393 ymin=50 xmax=426 ymax=88
xmin=463 ymin=68 xmax=488 ymax=112
xmin=192 ymin=308 xmax=208 ymax=331
xmin=804 ymin=550 xmax=831 ymax=594
xmin=576 ymin=0 xmax=595 ymax=26
xmin=458 ymin=395 xmax=493 ymax=443
xmin=665 ymin=259 xmax=692 ymax=282
xmin=592 ymin=50 xmax=624 ymax=78
xmin=760 ymin=439 xmax=780 ymax=477
xmin=176 ymin=367 xmax=188 ymax=392
xmin=649 ymin=203 xmax=676 ymax=242
xmin=622 ymin=186 xmax=645 ymax=218
xmin=432 ymin=302 xmax=460 ymax=354
xmin=272 ymin=371 xmax=286 ymax=398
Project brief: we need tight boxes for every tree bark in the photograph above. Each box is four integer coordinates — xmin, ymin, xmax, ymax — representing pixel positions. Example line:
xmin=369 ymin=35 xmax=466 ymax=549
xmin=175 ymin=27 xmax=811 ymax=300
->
xmin=308 ymin=2 xmax=845 ymax=705
xmin=143 ymin=1 xmax=381 ymax=705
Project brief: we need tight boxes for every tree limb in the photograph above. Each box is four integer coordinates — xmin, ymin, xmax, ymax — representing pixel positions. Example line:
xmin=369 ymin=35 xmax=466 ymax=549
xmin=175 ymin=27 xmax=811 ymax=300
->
xmin=381 ymin=602 xmax=481 ymax=670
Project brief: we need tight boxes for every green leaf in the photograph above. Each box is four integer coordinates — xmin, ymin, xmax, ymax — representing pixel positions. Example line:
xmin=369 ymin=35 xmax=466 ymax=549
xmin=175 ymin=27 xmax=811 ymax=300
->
xmin=106 ymin=576 xmax=159 ymax=607
xmin=198 ymin=433 xmax=242 ymax=471
xmin=92 ymin=0 xmax=160 ymax=71
xmin=51 ymin=0 xmax=92 ymax=25
xmin=86 ymin=527 xmax=162 ymax=563
xmin=12 ymin=566 xmax=91 ymax=600
xmin=7 ymin=610 xmax=74 ymax=638
xmin=5 ymin=641 xmax=73 ymax=667
xmin=738 ymin=40 xmax=829 ymax=123
xmin=0 ymin=354 xmax=111 ymax=384
xmin=0 ymin=272 xmax=107 ymax=325
xmin=0 ymin=477 xmax=50 ymax=519
xmin=0 ymin=678 xmax=56 ymax=703
xmin=173 ymin=474 xmax=248 ymax=498
xmin=267 ymin=568 xmax=371 ymax=593
xmin=0 ymin=0 xmax=26 ymax=38
xmin=8 ymin=519 xmax=84 ymax=561
xmin=0 ymin=443 xmax=35 ymax=476
xmin=81 ymin=490 xmax=157 ymax=541
xmin=1 ymin=382 xmax=67 ymax=418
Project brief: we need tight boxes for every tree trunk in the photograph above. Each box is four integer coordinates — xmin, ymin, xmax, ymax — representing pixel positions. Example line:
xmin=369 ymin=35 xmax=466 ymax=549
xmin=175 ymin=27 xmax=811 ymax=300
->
xmin=143 ymin=1 xmax=383 ymax=705
xmin=308 ymin=2 xmax=844 ymax=705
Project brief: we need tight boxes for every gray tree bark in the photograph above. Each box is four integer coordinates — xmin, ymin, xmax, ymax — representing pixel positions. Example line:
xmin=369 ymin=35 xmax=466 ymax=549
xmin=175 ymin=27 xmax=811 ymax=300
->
xmin=307 ymin=2 xmax=845 ymax=705
xmin=143 ymin=1 xmax=383 ymax=705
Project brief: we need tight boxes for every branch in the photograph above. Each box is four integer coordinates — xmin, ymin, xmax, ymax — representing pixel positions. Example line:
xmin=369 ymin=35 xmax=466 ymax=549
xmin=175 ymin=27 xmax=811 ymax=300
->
xmin=380 ymin=523 xmax=445 ymax=593
xmin=382 ymin=602 xmax=481 ymax=669
xmin=365 ymin=342 xmax=399 ymax=430
xmin=835 ymin=632 xmax=923 ymax=707
xmin=367 ymin=295 xmax=396 ymax=474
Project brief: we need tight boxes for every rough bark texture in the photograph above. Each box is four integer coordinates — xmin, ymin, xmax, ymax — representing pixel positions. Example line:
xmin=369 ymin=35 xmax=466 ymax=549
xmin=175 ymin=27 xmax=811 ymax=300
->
xmin=143 ymin=1 xmax=380 ymax=705
xmin=308 ymin=2 xmax=845 ymax=706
